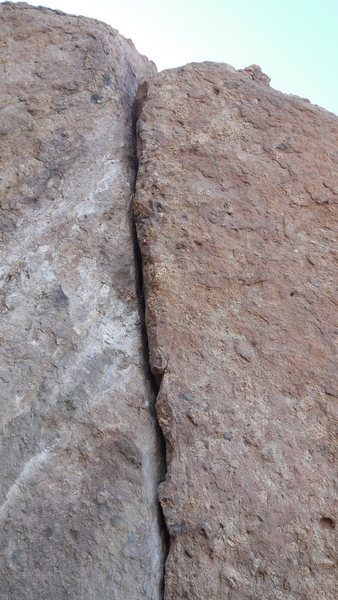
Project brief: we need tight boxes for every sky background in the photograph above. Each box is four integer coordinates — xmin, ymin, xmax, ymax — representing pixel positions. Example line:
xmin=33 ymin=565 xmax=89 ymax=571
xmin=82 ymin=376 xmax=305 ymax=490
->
xmin=7 ymin=0 xmax=338 ymax=114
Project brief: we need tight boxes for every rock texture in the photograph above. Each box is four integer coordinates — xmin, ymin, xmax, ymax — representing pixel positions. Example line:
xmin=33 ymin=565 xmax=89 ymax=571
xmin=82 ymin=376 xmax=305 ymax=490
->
xmin=134 ymin=63 xmax=338 ymax=599
xmin=0 ymin=4 xmax=164 ymax=600
xmin=1 ymin=4 xmax=337 ymax=600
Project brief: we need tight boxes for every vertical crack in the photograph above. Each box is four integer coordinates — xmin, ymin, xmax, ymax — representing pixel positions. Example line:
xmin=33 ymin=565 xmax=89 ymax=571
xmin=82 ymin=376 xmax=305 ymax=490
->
xmin=129 ymin=104 xmax=170 ymax=599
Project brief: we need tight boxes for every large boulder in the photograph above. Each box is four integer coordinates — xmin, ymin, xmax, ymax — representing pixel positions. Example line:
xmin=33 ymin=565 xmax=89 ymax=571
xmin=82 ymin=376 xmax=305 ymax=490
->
xmin=134 ymin=62 xmax=337 ymax=600
xmin=0 ymin=4 xmax=164 ymax=600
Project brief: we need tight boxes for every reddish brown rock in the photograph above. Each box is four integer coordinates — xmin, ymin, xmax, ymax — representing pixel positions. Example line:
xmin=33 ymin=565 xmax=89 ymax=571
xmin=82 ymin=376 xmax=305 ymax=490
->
xmin=134 ymin=62 xmax=338 ymax=599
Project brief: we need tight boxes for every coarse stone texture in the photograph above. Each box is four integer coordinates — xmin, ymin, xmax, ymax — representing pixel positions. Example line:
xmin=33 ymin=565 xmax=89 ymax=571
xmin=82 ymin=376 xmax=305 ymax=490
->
xmin=0 ymin=3 xmax=163 ymax=600
xmin=134 ymin=63 xmax=338 ymax=599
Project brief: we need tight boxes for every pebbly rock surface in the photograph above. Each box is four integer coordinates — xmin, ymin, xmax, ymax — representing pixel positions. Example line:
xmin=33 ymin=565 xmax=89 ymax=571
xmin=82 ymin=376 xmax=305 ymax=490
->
xmin=134 ymin=63 xmax=338 ymax=599
xmin=0 ymin=3 xmax=163 ymax=600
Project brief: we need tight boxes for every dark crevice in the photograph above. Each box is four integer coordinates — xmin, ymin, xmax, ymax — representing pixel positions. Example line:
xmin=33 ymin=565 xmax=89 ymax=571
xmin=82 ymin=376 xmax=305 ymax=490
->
xmin=129 ymin=104 xmax=170 ymax=599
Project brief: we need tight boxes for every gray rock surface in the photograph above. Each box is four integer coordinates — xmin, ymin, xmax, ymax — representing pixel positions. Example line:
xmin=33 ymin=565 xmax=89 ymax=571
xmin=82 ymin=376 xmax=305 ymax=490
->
xmin=0 ymin=4 xmax=163 ymax=599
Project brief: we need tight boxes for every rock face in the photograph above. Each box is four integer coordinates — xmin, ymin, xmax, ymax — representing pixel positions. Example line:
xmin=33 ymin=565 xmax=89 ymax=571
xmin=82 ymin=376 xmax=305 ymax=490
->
xmin=0 ymin=4 xmax=164 ymax=600
xmin=134 ymin=63 xmax=337 ymax=599
xmin=1 ymin=4 xmax=337 ymax=600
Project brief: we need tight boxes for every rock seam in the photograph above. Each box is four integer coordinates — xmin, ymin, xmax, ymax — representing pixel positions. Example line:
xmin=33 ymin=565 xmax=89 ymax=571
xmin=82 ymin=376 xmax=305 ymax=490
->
xmin=130 ymin=101 xmax=170 ymax=599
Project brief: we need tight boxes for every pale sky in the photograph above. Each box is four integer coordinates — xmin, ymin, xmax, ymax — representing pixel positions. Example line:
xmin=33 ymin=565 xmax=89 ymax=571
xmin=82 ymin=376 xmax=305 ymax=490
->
xmin=7 ymin=0 xmax=338 ymax=114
